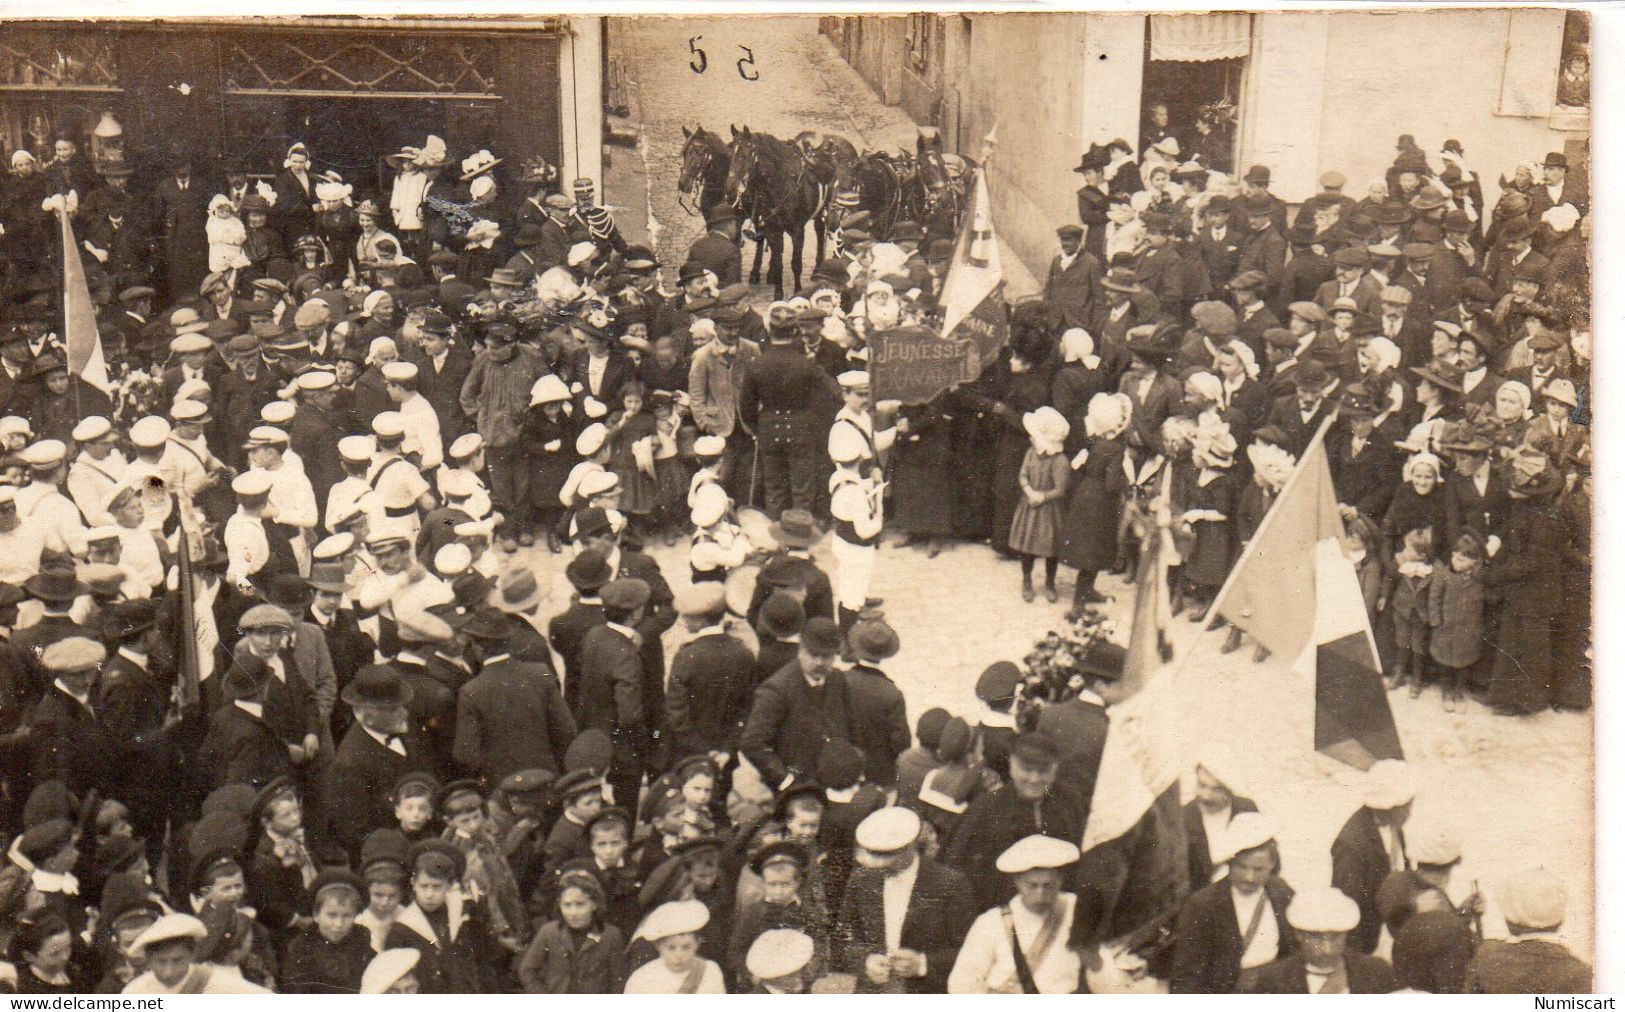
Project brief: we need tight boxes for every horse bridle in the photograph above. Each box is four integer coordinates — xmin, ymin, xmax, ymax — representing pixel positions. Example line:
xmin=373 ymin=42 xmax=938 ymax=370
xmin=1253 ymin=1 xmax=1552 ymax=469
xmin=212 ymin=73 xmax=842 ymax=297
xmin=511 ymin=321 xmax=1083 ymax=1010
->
xmin=739 ymin=137 xmax=811 ymax=228
xmin=677 ymin=139 xmax=716 ymax=218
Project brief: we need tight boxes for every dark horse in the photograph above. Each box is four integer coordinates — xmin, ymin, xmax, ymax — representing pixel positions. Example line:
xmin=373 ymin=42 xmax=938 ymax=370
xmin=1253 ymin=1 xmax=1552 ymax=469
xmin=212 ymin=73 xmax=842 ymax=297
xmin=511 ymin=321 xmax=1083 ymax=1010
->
xmin=816 ymin=135 xmax=913 ymax=242
xmin=678 ymin=125 xmax=732 ymax=220
xmin=724 ymin=125 xmax=827 ymax=299
xmin=912 ymin=131 xmax=976 ymax=246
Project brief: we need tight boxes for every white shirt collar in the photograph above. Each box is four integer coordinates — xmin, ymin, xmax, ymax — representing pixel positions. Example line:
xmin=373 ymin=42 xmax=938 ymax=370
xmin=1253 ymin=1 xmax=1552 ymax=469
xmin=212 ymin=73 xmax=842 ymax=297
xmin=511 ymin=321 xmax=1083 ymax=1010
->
xmin=234 ymin=699 xmax=264 ymax=718
xmin=53 ymin=679 xmax=91 ymax=707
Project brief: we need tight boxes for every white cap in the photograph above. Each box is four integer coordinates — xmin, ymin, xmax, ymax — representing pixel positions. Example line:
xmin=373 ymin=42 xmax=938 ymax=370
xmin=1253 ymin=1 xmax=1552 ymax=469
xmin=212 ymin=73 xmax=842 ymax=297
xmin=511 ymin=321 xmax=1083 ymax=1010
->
xmin=1285 ymin=886 xmax=1361 ymax=933
xmin=313 ymin=532 xmax=356 ymax=560
xmin=1408 ymin=823 xmax=1462 ymax=866
xmin=448 ymin=433 xmax=484 ymax=460
xmin=130 ymin=416 xmax=171 ymax=448
xmin=170 ymin=333 xmax=212 ymax=355
xmin=837 ymin=370 xmax=871 ymax=390
xmin=128 ymin=913 xmax=208 ymax=959
xmin=854 ymin=806 xmax=921 ymax=854
xmin=694 ymin=434 xmax=726 ymax=457
xmin=433 ymin=542 xmax=473 ymax=576
xmin=566 ymin=241 xmax=598 ymax=267
xmin=579 ymin=470 xmax=620 ymax=498
xmin=71 ymin=416 xmax=112 ymax=442
xmin=0 ymin=416 xmax=31 ymax=438
xmin=372 ymin=412 xmax=406 ymax=439
xmin=244 ymin=425 xmax=289 ymax=447
xmin=232 ymin=470 xmax=273 ymax=496
xmin=439 ymin=469 xmax=477 ymax=498
xmin=174 ymin=378 xmax=211 ymax=403
xmin=575 ymin=423 xmax=607 ymax=457
xmin=690 ymin=482 xmax=729 ymax=528
xmin=295 ymin=370 xmax=337 ymax=392
xmin=338 ymin=435 xmax=376 ymax=462
xmin=1209 ymin=812 xmax=1279 ymax=865
xmin=637 ymin=899 xmax=710 ymax=942
xmin=86 ymin=525 xmax=122 ymax=543
xmin=365 ymin=519 xmax=414 ymax=549
xmin=528 ymin=373 xmax=572 ymax=406
xmin=1362 ymin=758 xmax=1416 ymax=810
xmin=260 ymin=400 xmax=296 ymax=425
xmin=994 ymin=834 xmax=1081 ymax=874
xmin=582 ymin=396 xmax=608 ymax=419
xmin=170 ymin=399 xmax=208 ymax=421
xmin=454 ymin=517 xmax=496 ymax=539
xmin=359 ymin=948 xmax=421 ymax=995
xmin=746 ymin=928 xmax=815 ymax=981
xmin=18 ymin=440 xmax=66 ymax=469
xmin=382 ymin=361 xmax=419 ymax=383
xmin=0 ymin=486 xmax=15 ymax=506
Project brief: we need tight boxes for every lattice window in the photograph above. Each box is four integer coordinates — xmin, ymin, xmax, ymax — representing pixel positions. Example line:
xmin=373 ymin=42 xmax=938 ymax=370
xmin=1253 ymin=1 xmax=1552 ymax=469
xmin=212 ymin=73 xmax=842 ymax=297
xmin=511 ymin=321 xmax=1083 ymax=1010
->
xmin=0 ymin=30 xmax=120 ymax=90
xmin=221 ymin=34 xmax=498 ymax=97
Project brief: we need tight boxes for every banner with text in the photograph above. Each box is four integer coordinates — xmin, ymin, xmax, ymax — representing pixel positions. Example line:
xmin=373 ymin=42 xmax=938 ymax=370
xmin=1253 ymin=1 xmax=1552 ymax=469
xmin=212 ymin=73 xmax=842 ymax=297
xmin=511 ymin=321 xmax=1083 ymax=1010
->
xmin=870 ymin=325 xmax=982 ymax=404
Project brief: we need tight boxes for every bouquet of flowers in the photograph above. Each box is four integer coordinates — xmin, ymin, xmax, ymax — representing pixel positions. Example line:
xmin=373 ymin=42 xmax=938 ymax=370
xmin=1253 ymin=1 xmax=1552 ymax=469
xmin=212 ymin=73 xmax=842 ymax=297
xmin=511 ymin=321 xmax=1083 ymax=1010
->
xmin=1015 ymin=605 xmax=1120 ymax=725
xmin=113 ymin=368 xmax=165 ymax=426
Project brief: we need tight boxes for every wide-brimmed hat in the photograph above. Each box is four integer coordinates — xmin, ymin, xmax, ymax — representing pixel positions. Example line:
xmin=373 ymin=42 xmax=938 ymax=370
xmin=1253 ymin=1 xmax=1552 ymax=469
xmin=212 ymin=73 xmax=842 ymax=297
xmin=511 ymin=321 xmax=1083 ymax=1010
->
xmin=459 ymin=149 xmax=502 ymax=182
xmin=848 ymin=612 xmax=900 ymax=662
xmin=1409 ymin=362 xmax=1465 ymax=394
xmin=24 ymin=570 xmax=87 ymax=603
xmin=1072 ymin=143 xmax=1110 ymax=174
xmin=341 ymin=665 xmax=413 ymax=708
xmin=768 ymin=508 xmax=820 ymax=549
xmin=1510 ymin=450 xmax=1564 ymax=498
xmin=485 ymin=268 xmax=528 ymax=288
xmin=488 ymin=569 xmax=545 ymax=614
xmin=1101 ymin=267 xmax=1144 ymax=293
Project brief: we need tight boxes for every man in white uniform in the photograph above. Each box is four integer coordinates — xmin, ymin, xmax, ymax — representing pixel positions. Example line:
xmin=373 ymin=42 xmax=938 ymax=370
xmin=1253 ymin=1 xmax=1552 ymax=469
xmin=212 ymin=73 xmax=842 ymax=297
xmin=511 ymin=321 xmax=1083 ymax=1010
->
xmin=948 ymin=835 xmax=1082 ymax=994
xmin=827 ymin=423 xmax=883 ymax=633
xmin=383 ymin=361 xmax=444 ymax=473
xmin=66 ymin=416 xmax=126 ymax=528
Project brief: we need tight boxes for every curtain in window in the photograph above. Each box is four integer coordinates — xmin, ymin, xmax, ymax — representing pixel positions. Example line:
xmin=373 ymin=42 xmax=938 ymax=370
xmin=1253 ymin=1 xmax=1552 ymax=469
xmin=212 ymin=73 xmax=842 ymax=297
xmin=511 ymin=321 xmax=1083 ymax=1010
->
xmin=1148 ymin=13 xmax=1251 ymax=62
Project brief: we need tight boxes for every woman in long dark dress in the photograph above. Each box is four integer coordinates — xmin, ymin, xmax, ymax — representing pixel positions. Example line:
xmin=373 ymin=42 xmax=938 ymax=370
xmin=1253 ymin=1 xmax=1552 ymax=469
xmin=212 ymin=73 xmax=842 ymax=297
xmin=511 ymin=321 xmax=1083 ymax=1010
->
xmin=1050 ymin=328 xmax=1110 ymax=439
xmin=893 ymin=394 xmax=958 ymax=557
xmin=1181 ymin=422 xmax=1238 ymax=621
xmin=1481 ymin=453 xmax=1568 ymax=715
xmin=1059 ymin=392 xmax=1133 ymax=618
xmin=992 ymin=345 xmax=1055 ymax=559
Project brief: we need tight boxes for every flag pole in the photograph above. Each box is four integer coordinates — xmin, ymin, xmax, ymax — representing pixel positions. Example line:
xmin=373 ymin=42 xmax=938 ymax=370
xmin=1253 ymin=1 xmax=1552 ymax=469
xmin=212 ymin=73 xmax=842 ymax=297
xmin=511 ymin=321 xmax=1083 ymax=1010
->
xmin=54 ymin=204 xmax=83 ymax=424
xmin=1201 ymin=410 xmax=1340 ymax=625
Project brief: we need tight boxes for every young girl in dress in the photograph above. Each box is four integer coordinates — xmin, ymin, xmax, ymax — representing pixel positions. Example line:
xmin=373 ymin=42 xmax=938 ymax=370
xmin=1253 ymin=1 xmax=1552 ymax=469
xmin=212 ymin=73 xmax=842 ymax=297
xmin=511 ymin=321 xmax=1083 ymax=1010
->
xmin=649 ymin=391 xmax=691 ymax=545
xmin=206 ymin=194 xmax=247 ymax=274
xmin=1009 ymin=406 xmax=1070 ymax=603
xmin=605 ymin=381 xmax=658 ymax=542
xmin=1179 ymin=420 xmax=1237 ymax=623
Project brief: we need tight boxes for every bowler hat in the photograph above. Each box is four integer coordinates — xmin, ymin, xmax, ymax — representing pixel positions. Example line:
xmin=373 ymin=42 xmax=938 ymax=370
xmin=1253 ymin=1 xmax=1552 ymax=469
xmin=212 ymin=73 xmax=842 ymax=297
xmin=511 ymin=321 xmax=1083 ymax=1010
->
xmin=1441 ymin=209 xmax=1474 ymax=233
xmin=705 ymin=203 xmax=738 ymax=228
xmin=1375 ymin=202 xmax=1412 ymax=227
xmin=1072 ymin=143 xmax=1109 ymax=174
xmin=1101 ymin=267 xmax=1143 ymax=293
xmin=802 ymin=616 xmax=843 ymax=655
xmin=566 ymin=549 xmax=613 ymax=592
xmin=1542 ymin=151 xmax=1569 ymax=170
xmin=341 ymin=665 xmax=414 ymax=708
xmin=848 ymin=613 xmax=900 ymax=662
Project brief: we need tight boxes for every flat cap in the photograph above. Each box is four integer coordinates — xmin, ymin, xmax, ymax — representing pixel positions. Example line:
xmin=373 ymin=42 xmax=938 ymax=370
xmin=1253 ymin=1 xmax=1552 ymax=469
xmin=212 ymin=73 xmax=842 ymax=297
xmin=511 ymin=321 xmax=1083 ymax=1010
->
xmin=1289 ymin=301 xmax=1327 ymax=324
xmin=312 ymin=532 xmax=356 ymax=560
xmin=231 ymin=470 xmax=273 ymax=496
xmin=170 ymin=399 xmax=209 ymax=421
xmin=259 ymin=400 xmax=296 ymax=425
xmin=42 ymin=636 xmax=106 ymax=672
xmin=360 ymin=948 xmax=421 ymax=995
xmin=239 ymin=604 xmax=295 ymax=630
xmin=19 ymin=440 xmax=66 ymax=469
xmin=675 ymin=581 xmax=727 ymax=617
xmin=1286 ymin=886 xmax=1361 ymax=933
xmin=1010 ymin=731 xmax=1062 ymax=766
xmin=995 ymin=834 xmax=1081 ymax=874
xmin=382 ymin=361 xmax=419 ymax=383
xmin=1498 ymin=867 xmax=1566 ymax=930
xmin=170 ymin=333 xmax=212 ymax=355
xmin=129 ymin=913 xmax=208 ymax=958
xmin=71 ymin=416 xmax=112 ymax=442
xmin=1210 ymin=811 xmax=1279 ymax=865
xmin=639 ymin=899 xmax=710 ymax=942
xmin=499 ymin=768 xmax=556 ymax=796
xmin=448 ymin=432 xmax=484 ymax=459
xmin=337 ymin=435 xmax=375 ymax=462
xmin=747 ymin=929 xmax=815 ymax=981
xmin=371 ymin=412 xmax=406 ymax=439
xmin=295 ymin=370 xmax=336 ymax=392
xmin=854 ymin=806 xmax=921 ymax=853
xmin=601 ymin=577 xmax=651 ymax=611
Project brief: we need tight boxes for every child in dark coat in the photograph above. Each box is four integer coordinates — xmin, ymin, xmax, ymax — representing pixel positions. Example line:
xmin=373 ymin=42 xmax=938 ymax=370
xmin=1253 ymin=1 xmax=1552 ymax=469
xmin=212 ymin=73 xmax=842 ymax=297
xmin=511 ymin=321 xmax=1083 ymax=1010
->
xmin=282 ymin=872 xmax=373 ymax=993
xmin=515 ymin=867 xmax=628 ymax=993
xmin=1386 ymin=527 xmax=1436 ymax=694
xmin=1428 ymin=533 xmax=1487 ymax=712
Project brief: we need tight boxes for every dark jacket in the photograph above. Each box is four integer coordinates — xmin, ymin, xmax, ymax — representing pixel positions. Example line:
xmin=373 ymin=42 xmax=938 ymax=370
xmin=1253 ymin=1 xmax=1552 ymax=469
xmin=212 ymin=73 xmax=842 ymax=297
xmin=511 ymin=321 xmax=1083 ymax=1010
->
xmin=453 ymin=657 xmax=577 ymax=783
xmin=29 ymin=684 xmax=116 ymax=798
xmin=197 ymin=701 xmax=296 ymax=793
xmin=1036 ymin=695 xmax=1108 ymax=803
xmin=1330 ymin=807 xmax=1406 ymax=954
xmin=575 ymin=624 xmax=646 ymax=771
xmin=739 ymin=661 xmax=852 ymax=789
xmin=515 ymin=919 xmax=628 ymax=994
xmin=685 ymin=231 xmax=742 ymax=287
xmin=1170 ymin=876 xmax=1296 ymax=994
xmin=838 ymin=858 xmax=977 ymax=994
xmin=1466 ymin=938 xmax=1591 ymax=994
xmin=665 ymin=631 xmax=756 ymax=758
xmin=843 ymin=664 xmax=911 ymax=788
xmin=1242 ymin=951 xmax=1397 ymax=994
xmin=1044 ymin=250 xmax=1105 ymax=331
xmin=944 ymin=782 xmax=1088 ymax=912
xmin=325 ymin=721 xmax=441 ymax=856
xmin=549 ymin=599 xmax=606 ymax=714
xmin=282 ymin=924 xmax=372 ymax=994
xmin=408 ymin=345 xmax=475 ymax=438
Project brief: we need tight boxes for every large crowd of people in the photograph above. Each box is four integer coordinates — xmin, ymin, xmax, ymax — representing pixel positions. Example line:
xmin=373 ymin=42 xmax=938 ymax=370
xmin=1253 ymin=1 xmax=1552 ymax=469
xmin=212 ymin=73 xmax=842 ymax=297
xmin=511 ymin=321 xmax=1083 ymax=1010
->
xmin=0 ymin=108 xmax=1591 ymax=995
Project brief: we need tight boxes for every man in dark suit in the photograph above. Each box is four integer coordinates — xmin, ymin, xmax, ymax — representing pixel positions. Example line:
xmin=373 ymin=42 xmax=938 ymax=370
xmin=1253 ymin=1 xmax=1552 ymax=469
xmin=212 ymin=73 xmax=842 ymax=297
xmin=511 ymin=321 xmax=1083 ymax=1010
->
xmin=1485 ymin=218 xmax=1549 ymax=298
xmin=1035 ymin=641 xmax=1118 ymax=803
xmin=575 ymin=578 xmax=652 ymax=808
xmin=1374 ymin=285 xmax=1430 ymax=368
xmin=842 ymin=613 xmax=911 ymax=790
xmin=95 ymin=601 xmax=182 ymax=851
xmin=325 ymin=665 xmax=441 ymax=856
xmin=740 ymin=617 xmax=851 ymax=790
xmin=289 ymin=371 xmax=346 ymax=509
xmin=81 ymin=187 xmax=150 ymax=289
xmin=944 ymin=732 xmax=1087 ymax=912
xmin=663 ymin=582 xmax=755 ymax=763
xmin=1169 ymin=815 xmax=1294 ymax=994
xmin=1117 ymin=325 xmax=1184 ymax=457
xmin=1236 ymin=194 xmax=1288 ymax=315
xmin=839 ymin=806 xmax=976 ymax=994
xmin=1267 ymin=361 xmax=1338 ymax=460
xmin=564 ymin=321 xmax=635 ymax=407
xmin=1330 ymin=759 xmax=1415 ymax=954
xmin=1525 ymin=150 xmax=1588 ymax=220
xmin=30 ymin=637 xmax=118 ymax=802
xmin=1314 ymin=247 xmax=1383 ymax=318
xmin=1043 ymin=224 xmax=1103 ymax=332
xmin=549 ymin=550 xmax=611 ymax=714
xmin=197 ymin=657 xmax=298 ymax=795
xmin=407 ymin=312 xmax=473 ymax=439
xmin=572 ymin=509 xmax=677 ymax=716
xmin=745 ymin=515 xmax=836 ymax=627
xmin=1243 ymin=887 xmax=1396 ymax=993
xmin=1231 ymin=165 xmax=1290 ymax=237
xmin=1465 ymin=867 xmax=1590 ymax=993
xmin=685 ymin=204 xmax=743 ymax=287
xmin=452 ymin=610 xmax=576 ymax=785
xmin=1455 ymin=332 xmax=1504 ymax=412
xmin=1229 ymin=270 xmax=1281 ymax=363
xmin=1195 ymin=197 xmax=1243 ymax=292
xmin=152 ymin=154 xmax=211 ymax=303
xmin=1441 ymin=427 xmax=1509 ymax=547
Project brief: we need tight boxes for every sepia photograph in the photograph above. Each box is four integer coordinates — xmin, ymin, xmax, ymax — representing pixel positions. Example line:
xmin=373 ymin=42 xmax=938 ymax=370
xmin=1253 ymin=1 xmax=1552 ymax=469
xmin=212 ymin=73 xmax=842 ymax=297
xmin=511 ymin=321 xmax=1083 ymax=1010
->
xmin=0 ymin=5 xmax=1598 ymax=996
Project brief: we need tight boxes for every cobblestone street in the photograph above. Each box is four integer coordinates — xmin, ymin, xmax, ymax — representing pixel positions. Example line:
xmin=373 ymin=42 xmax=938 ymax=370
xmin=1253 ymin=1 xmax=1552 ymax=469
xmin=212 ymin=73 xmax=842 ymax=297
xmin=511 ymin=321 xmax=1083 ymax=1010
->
xmin=599 ymin=14 xmax=1594 ymax=958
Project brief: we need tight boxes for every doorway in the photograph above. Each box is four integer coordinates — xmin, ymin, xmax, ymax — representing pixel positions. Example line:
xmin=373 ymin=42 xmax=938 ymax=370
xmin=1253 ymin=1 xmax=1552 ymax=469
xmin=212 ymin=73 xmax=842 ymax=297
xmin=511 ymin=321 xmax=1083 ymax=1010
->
xmin=1139 ymin=18 xmax=1245 ymax=175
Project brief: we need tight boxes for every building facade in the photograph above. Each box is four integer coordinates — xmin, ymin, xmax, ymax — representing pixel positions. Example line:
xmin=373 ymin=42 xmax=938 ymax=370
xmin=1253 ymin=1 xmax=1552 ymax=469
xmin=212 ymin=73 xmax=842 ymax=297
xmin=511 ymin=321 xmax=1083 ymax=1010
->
xmin=1 ymin=16 xmax=604 ymax=193
xmin=823 ymin=10 xmax=1590 ymax=277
